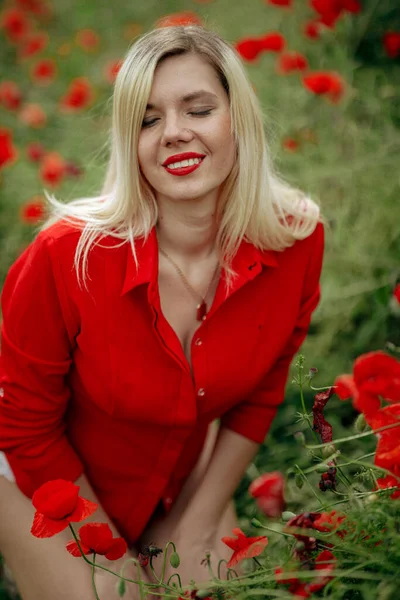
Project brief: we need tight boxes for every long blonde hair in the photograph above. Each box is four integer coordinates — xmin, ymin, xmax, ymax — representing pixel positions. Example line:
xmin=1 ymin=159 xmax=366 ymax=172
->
xmin=42 ymin=25 xmax=320 ymax=288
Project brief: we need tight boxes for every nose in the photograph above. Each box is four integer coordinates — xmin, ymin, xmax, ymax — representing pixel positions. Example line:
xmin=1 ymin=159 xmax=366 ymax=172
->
xmin=161 ymin=113 xmax=194 ymax=147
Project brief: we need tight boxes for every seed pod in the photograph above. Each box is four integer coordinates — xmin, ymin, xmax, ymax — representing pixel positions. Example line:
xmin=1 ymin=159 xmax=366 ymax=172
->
xmin=322 ymin=444 xmax=336 ymax=458
xmin=295 ymin=473 xmax=304 ymax=489
xmin=169 ymin=551 xmax=180 ymax=569
xmin=316 ymin=463 xmax=328 ymax=473
xmin=251 ymin=518 xmax=263 ymax=528
xmin=196 ymin=589 xmax=214 ymax=598
xmin=117 ymin=578 xmax=126 ymax=597
xmin=355 ymin=413 xmax=367 ymax=433
xmin=282 ymin=511 xmax=296 ymax=522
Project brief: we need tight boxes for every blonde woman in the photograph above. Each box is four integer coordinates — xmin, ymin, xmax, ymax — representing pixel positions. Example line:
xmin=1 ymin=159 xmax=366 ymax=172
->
xmin=0 ymin=25 xmax=324 ymax=600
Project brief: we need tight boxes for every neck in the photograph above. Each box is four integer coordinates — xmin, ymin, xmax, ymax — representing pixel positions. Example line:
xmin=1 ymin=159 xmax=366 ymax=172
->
xmin=156 ymin=198 xmax=218 ymax=261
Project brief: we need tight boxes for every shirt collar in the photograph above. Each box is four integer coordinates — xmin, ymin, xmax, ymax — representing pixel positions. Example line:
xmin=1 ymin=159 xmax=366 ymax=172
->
xmin=120 ymin=227 xmax=277 ymax=297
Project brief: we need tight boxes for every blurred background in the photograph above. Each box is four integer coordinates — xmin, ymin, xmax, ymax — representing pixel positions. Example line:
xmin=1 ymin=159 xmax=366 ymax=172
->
xmin=0 ymin=0 xmax=400 ymax=597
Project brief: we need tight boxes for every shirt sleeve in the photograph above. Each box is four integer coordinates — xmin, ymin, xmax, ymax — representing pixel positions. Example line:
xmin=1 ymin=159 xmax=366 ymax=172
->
xmin=0 ymin=231 xmax=84 ymax=497
xmin=220 ymin=222 xmax=324 ymax=444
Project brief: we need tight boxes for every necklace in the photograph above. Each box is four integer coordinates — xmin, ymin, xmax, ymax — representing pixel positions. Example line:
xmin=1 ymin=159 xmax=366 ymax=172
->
xmin=159 ymin=248 xmax=220 ymax=322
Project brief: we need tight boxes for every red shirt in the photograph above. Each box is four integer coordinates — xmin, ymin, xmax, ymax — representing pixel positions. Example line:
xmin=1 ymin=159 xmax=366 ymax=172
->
xmin=0 ymin=220 xmax=324 ymax=543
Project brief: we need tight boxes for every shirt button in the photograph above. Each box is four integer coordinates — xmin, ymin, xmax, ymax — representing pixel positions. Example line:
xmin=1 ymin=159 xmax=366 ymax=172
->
xmin=194 ymin=338 xmax=203 ymax=346
xmin=197 ymin=388 xmax=205 ymax=397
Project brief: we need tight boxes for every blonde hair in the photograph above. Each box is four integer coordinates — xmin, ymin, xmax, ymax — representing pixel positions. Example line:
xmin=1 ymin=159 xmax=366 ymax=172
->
xmin=42 ymin=25 xmax=320 ymax=288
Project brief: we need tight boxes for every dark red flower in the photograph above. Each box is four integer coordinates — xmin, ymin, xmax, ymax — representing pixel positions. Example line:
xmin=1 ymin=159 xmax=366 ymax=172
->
xmin=65 ymin=161 xmax=84 ymax=177
xmin=342 ymin=0 xmax=362 ymax=13
xmin=221 ymin=527 xmax=268 ymax=568
xmin=313 ymin=510 xmax=346 ymax=537
xmin=235 ymin=38 xmax=264 ymax=62
xmin=383 ymin=32 xmax=400 ymax=59
xmin=0 ymin=81 xmax=22 ymax=110
xmin=375 ymin=474 xmax=400 ymax=499
xmin=313 ymin=387 xmax=335 ymax=444
xmin=66 ymin=523 xmax=127 ymax=560
xmin=20 ymin=195 xmax=46 ymax=223
xmin=75 ymin=28 xmax=100 ymax=52
xmin=260 ymin=32 xmax=286 ymax=52
xmin=0 ymin=128 xmax=18 ymax=170
xmin=26 ymin=141 xmax=45 ymax=162
xmin=0 ymin=7 xmax=31 ymax=43
xmin=394 ymin=284 xmax=400 ymax=304
xmin=353 ymin=351 xmax=400 ymax=403
xmin=277 ymin=51 xmax=308 ymax=73
xmin=302 ymin=71 xmax=344 ymax=102
xmin=290 ymin=550 xmax=336 ymax=597
xmin=19 ymin=102 xmax=47 ymax=127
xmin=17 ymin=31 xmax=48 ymax=59
xmin=39 ymin=151 xmax=66 ymax=187
xmin=249 ymin=471 xmax=285 ymax=517
xmin=137 ymin=552 xmax=149 ymax=567
xmin=16 ymin=0 xmax=50 ymax=18
xmin=59 ymin=77 xmax=94 ymax=112
xmin=266 ymin=0 xmax=292 ymax=6
xmin=31 ymin=479 xmax=98 ymax=538
xmin=156 ymin=12 xmax=203 ymax=28
xmin=31 ymin=58 xmax=57 ymax=84
xmin=303 ymin=20 xmax=322 ymax=39
xmin=283 ymin=512 xmax=320 ymax=559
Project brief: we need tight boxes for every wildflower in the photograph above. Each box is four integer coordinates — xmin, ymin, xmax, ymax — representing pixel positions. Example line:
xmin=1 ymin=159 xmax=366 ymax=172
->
xmin=0 ymin=129 xmax=18 ymax=170
xmin=156 ymin=12 xmax=203 ymax=28
xmin=267 ymin=0 xmax=292 ymax=6
xmin=221 ymin=527 xmax=268 ymax=568
xmin=260 ymin=32 xmax=286 ymax=52
xmin=66 ymin=523 xmax=127 ymax=560
xmin=277 ymin=51 xmax=308 ymax=74
xmin=31 ymin=58 xmax=57 ymax=84
xmin=59 ymin=77 xmax=94 ymax=112
xmin=312 ymin=387 xmax=335 ymax=444
xmin=18 ymin=103 xmax=47 ymax=127
xmin=31 ymin=479 xmax=98 ymax=538
xmin=65 ymin=161 xmax=84 ymax=177
xmin=375 ymin=474 xmax=400 ymax=499
xmin=0 ymin=81 xmax=23 ymax=110
xmin=0 ymin=7 xmax=31 ymax=43
xmin=292 ymin=550 xmax=337 ymax=597
xmin=283 ymin=513 xmax=320 ymax=558
xmin=383 ymin=32 xmax=400 ymax=59
xmin=75 ymin=28 xmax=100 ymax=52
xmin=20 ymin=196 xmax=46 ymax=223
xmin=352 ymin=352 xmax=400 ymax=401
xmin=313 ymin=510 xmax=346 ymax=537
xmin=302 ymin=71 xmax=344 ymax=103
xmin=104 ymin=59 xmax=122 ymax=84
xmin=137 ymin=552 xmax=149 ymax=567
xmin=26 ymin=141 xmax=45 ymax=162
xmin=283 ymin=137 xmax=299 ymax=152
xmin=16 ymin=0 xmax=50 ymax=18
xmin=249 ymin=471 xmax=285 ymax=518
xmin=303 ymin=21 xmax=322 ymax=39
xmin=39 ymin=151 xmax=66 ymax=187
xmin=235 ymin=38 xmax=264 ymax=62
xmin=393 ymin=284 xmax=400 ymax=304
xmin=17 ymin=31 xmax=48 ymax=59
xmin=319 ymin=467 xmax=337 ymax=492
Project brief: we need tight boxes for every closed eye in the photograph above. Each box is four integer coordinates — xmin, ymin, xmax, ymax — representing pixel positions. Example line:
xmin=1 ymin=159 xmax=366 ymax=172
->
xmin=142 ymin=109 xmax=213 ymax=128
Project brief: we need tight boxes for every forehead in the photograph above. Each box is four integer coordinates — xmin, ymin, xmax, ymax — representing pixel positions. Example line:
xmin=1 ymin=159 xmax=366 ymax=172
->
xmin=146 ymin=53 xmax=225 ymax=107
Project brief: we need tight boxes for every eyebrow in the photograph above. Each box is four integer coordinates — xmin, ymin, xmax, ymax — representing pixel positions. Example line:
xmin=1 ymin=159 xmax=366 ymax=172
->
xmin=145 ymin=90 xmax=219 ymax=111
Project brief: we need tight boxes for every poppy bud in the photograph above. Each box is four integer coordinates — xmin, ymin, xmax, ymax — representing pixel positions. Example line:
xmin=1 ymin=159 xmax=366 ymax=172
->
xmin=322 ymin=444 xmax=336 ymax=458
xmin=282 ymin=511 xmax=296 ymax=521
xmin=355 ymin=413 xmax=367 ymax=433
xmin=196 ymin=590 xmax=214 ymax=599
xmin=316 ymin=464 xmax=328 ymax=473
xmin=251 ymin=518 xmax=263 ymax=528
xmin=295 ymin=474 xmax=304 ymax=489
xmin=117 ymin=578 xmax=126 ymax=597
xmin=169 ymin=551 xmax=180 ymax=568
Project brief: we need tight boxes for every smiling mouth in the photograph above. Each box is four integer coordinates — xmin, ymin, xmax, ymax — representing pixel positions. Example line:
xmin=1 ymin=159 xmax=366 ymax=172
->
xmin=163 ymin=157 xmax=204 ymax=177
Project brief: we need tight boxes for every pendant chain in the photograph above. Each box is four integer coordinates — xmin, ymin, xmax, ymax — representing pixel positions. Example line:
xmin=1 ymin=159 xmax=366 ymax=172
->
xmin=159 ymin=248 xmax=220 ymax=321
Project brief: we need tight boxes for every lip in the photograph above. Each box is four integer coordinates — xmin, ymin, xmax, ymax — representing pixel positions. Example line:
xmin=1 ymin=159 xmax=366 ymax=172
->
xmin=162 ymin=152 xmax=205 ymax=167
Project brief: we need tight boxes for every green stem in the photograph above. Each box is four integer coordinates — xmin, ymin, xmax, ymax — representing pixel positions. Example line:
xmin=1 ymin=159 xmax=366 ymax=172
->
xmin=160 ymin=542 xmax=177 ymax=584
xmin=91 ymin=553 xmax=101 ymax=600
xmin=295 ymin=464 xmax=326 ymax=509
xmin=306 ymin=422 xmax=400 ymax=449
xmin=252 ymin=557 xmax=263 ymax=569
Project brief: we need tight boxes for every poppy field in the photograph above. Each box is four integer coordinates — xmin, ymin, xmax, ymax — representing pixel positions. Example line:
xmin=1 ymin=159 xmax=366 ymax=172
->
xmin=1 ymin=0 xmax=400 ymax=599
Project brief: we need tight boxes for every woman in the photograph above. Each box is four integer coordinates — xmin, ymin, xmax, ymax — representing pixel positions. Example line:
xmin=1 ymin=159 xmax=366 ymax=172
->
xmin=0 ymin=25 xmax=324 ymax=600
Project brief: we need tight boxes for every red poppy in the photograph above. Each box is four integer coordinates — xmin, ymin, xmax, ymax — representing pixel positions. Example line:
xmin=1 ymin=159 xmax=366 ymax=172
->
xmin=65 ymin=161 xmax=84 ymax=177
xmin=0 ymin=7 xmax=31 ymax=43
xmin=383 ymin=32 xmax=400 ymax=59
xmin=267 ymin=0 xmax=292 ymax=6
xmin=31 ymin=479 xmax=98 ymax=538
xmin=375 ymin=474 xmax=400 ymax=499
xmin=394 ymin=284 xmax=400 ymax=304
xmin=156 ymin=12 xmax=203 ymax=28
xmin=59 ymin=77 xmax=94 ymax=112
xmin=304 ymin=21 xmax=322 ymax=39
xmin=313 ymin=510 xmax=346 ymax=536
xmin=17 ymin=31 xmax=48 ymax=60
xmin=39 ymin=151 xmax=66 ymax=187
xmin=312 ymin=387 xmax=335 ymax=444
xmin=0 ymin=128 xmax=18 ymax=170
xmin=26 ymin=141 xmax=45 ymax=162
xmin=75 ymin=28 xmax=100 ymax=52
xmin=260 ymin=32 xmax=286 ymax=52
xmin=221 ymin=528 xmax=268 ymax=568
xmin=0 ymin=81 xmax=22 ymax=110
xmin=66 ymin=523 xmax=127 ymax=560
xmin=20 ymin=195 xmax=46 ymax=223
xmin=277 ymin=51 xmax=308 ymax=73
xmin=16 ymin=0 xmax=50 ymax=18
xmin=104 ymin=59 xmax=123 ymax=84
xmin=342 ymin=0 xmax=362 ymax=13
xmin=291 ymin=550 xmax=336 ymax=597
xmin=282 ymin=137 xmax=299 ymax=152
xmin=249 ymin=472 xmax=285 ymax=517
xmin=31 ymin=58 xmax=57 ymax=84
xmin=235 ymin=38 xmax=264 ymax=62
xmin=353 ymin=351 xmax=400 ymax=403
xmin=18 ymin=103 xmax=47 ymax=127
xmin=302 ymin=71 xmax=344 ymax=103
